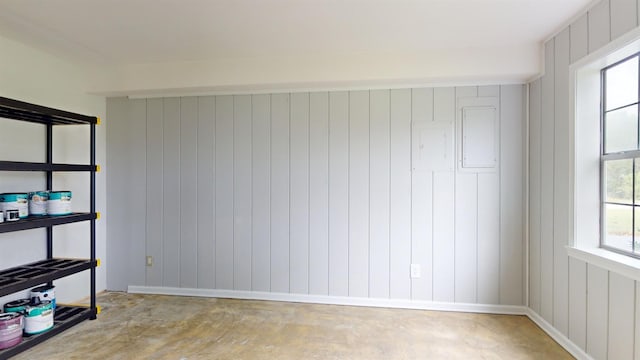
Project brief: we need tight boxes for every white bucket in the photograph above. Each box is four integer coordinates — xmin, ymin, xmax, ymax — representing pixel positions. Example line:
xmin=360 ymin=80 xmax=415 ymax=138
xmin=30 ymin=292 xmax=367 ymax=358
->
xmin=47 ymin=191 xmax=72 ymax=216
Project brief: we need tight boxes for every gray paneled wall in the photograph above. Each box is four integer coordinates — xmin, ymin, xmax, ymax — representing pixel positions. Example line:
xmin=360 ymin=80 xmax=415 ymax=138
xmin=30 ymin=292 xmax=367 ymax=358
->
xmin=107 ymin=85 xmax=525 ymax=305
xmin=529 ymin=0 xmax=640 ymax=358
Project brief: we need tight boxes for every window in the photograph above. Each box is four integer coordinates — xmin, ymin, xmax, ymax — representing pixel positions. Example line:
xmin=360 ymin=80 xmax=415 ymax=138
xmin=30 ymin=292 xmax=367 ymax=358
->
xmin=601 ymin=54 xmax=640 ymax=257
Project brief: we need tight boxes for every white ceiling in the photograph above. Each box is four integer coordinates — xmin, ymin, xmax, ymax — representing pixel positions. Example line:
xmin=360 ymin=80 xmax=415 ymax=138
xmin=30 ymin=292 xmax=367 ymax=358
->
xmin=0 ymin=0 xmax=596 ymax=94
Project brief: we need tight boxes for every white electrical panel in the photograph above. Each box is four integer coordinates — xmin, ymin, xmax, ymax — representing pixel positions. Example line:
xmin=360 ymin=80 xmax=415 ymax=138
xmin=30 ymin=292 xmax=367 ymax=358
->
xmin=412 ymin=121 xmax=454 ymax=172
xmin=456 ymin=97 xmax=499 ymax=172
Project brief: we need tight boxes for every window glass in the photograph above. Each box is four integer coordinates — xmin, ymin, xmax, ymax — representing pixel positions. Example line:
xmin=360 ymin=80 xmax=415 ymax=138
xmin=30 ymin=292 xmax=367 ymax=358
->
xmin=604 ymin=203 xmax=634 ymax=252
xmin=604 ymin=105 xmax=638 ymax=153
xmin=606 ymin=158 xmax=633 ymax=204
xmin=605 ymin=56 xmax=639 ymax=111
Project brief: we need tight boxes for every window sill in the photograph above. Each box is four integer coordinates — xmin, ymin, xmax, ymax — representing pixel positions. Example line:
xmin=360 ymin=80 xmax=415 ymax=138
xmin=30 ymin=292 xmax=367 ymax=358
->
xmin=567 ymin=246 xmax=640 ymax=281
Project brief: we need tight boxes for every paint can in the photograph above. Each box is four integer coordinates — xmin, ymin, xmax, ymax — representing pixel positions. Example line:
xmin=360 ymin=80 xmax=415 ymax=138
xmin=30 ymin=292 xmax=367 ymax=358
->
xmin=0 ymin=312 xmax=23 ymax=349
xmin=28 ymin=191 xmax=49 ymax=216
xmin=3 ymin=299 xmax=30 ymax=313
xmin=23 ymin=300 xmax=53 ymax=335
xmin=0 ymin=193 xmax=28 ymax=218
xmin=0 ymin=210 xmax=4 ymax=223
xmin=30 ymin=285 xmax=56 ymax=311
xmin=47 ymin=191 xmax=72 ymax=216
xmin=5 ymin=210 xmax=19 ymax=222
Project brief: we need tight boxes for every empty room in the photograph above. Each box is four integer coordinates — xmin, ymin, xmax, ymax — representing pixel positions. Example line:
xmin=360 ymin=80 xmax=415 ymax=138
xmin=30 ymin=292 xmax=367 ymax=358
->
xmin=0 ymin=0 xmax=637 ymax=359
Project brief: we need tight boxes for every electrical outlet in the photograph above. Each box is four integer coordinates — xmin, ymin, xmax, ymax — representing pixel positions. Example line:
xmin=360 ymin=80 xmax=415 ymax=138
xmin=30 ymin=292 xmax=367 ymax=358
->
xmin=410 ymin=264 xmax=421 ymax=278
xmin=146 ymin=256 xmax=153 ymax=267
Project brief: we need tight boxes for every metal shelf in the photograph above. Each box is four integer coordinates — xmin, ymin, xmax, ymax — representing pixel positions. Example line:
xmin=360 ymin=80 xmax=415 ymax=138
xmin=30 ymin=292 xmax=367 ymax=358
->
xmin=0 ymin=213 xmax=96 ymax=234
xmin=0 ymin=161 xmax=96 ymax=172
xmin=0 ymin=306 xmax=96 ymax=360
xmin=0 ymin=258 xmax=96 ymax=298
xmin=0 ymin=97 xmax=97 ymax=126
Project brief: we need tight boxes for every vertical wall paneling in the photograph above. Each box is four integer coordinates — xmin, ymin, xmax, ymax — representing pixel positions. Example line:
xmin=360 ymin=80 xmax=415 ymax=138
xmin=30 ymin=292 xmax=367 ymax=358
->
xmin=478 ymin=172 xmax=500 ymax=305
xmin=234 ymin=95 xmax=253 ymax=291
xmin=162 ymin=98 xmax=181 ymax=287
xmin=106 ymin=98 xmax=147 ymax=290
xmin=146 ymin=98 xmax=164 ymax=286
xmin=215 ymin=96 xmax=234 ymax=289
xmin=308 ymin=92 xmax=330 ymax=295
xmin=636 ymin=282 xmax=640 ymax=360
xmin=179 ymin=97 xmax=198 ymax=288
xmin=454 ymin=172 xmax=478 ymax=303
xmin=478 ymin=85 xmax=500 ymax=97
xmin=105 ymin=98 xmax=128 ymax=290
xmin=290 ymin=92 xmax=310 ymax=294
xmin=499 ymin=85 xmax=524 ymax=305
xmin=410 ymin=88 xmax=434 ymax=301
xmin=610 ymin=0 xmax=638 ymax=40
xmin=588 ymin=0 xmax=611 ymax=53
xmin=570 ymin=13 xmax=589 ymax=64
xmin=432 ymin=87 xmax=456 ymax=302
xmin=108 ymin=84 xmax=524 ymax=307
xmin=328 ymin=91 xmax=350 ymax=296
xmin=540 ymin=39 xmax=555 ymax=323
xmin=608 ymin=272 xmax=635 ymax=360
xmin=529 ymin=79 xmax=542 ymax=312
xmin=129 ymin=99 xmax=148 ymax=288
xmin=196 ymin=96 xmax=216 ymax=289
xmin=369 ymin=89 xmax=391 ymax=299
xmin=568 ymin=257 xmax=587 ymax=351
xmin=389 ymin=89 xmax=412 ymax=299
xmin=553 ymin=28 xmax=570 ymax=335
xmin=251 ymin=95 xmax=271 ymax=292
xmin=454 ymin=86 xmax=480 ymax=303
xmin=270 ymin=93 xmax=291 ymax=293
xmin=348 ymin=90 xmax=370 ymax=298
xmin=586 ymin=265 xmax=609 ymax=360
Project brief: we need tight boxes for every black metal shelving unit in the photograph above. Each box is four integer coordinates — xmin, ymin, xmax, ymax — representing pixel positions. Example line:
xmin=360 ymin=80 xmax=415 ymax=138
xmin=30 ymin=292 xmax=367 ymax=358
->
xmin=0 ymin=96 xmax=98 ymax=359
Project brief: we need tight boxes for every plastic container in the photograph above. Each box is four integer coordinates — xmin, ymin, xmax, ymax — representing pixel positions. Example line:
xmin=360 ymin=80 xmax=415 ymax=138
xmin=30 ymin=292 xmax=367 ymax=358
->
xmin=47 ymin=191 xmax=72 ymax=216
xmin=0 ymin=193 xmax=28 ymax=218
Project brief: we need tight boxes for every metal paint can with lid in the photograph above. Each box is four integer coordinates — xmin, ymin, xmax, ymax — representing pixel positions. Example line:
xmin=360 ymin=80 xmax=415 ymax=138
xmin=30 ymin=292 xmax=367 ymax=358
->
xmin=0 ymin=312 xmax=23 ymax=349
xmin=28 ymin=191 xmax=49 ymax=216
xmin=30 ymin=285 xmax=56 ymax=311
xmin=0 ymin=193 xmax=28 ymax=218
xmin=3 ymin=299 xmax=30 ymax=313
xmin=47 ymin=191 xmax=72 ymax=216
xmin=23 ymin=300 xmax=53 ymax=335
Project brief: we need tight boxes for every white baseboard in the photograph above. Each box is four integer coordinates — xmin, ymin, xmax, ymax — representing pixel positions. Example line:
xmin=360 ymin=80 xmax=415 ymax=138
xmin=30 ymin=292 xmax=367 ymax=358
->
xmin=128 ymin=285 xmax=526 ymax=315
xmin=526 ymin=309 xmax=593 ymax=360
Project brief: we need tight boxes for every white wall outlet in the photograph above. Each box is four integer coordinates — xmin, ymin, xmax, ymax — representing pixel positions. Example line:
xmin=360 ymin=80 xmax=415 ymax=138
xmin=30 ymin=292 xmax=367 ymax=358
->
xmin=410 ymin=264 xmax=421 ymax=278
xmin=146 ymin=256 xmax=153 ymax=267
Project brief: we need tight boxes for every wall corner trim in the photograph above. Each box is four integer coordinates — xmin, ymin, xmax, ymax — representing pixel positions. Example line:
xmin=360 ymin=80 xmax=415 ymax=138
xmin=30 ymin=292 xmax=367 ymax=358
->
xmin=526 ymin=308 xmax=593 ymax=360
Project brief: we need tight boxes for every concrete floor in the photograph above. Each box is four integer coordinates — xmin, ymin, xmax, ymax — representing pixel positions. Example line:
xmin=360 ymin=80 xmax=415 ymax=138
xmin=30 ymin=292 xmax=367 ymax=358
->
xmin=13 ymin=292 xmax=572 ymax=359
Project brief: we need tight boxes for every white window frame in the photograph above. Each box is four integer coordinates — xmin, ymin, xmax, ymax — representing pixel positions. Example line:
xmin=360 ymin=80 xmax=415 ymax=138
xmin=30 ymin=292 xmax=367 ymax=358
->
xmin=569 ymin=27 xmax=640 ymax=281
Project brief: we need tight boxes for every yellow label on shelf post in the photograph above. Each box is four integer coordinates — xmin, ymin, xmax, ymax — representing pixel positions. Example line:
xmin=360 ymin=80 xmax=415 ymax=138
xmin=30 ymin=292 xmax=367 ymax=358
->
xmin=96 ymin=258 xmax=101 ymax=267
xmin=96 ymin=164 xmax=101 ymax=172
xmin=97 ymin=305 xmax=102 ymax=314
xmin=96 ymin=212 xmax=101 ymax=220
xmin=96 ymin=117 xmax=101 ymax=125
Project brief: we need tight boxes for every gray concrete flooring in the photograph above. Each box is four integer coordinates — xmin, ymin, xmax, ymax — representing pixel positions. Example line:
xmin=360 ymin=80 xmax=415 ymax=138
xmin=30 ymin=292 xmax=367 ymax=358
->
xmin=13 ymin=292 xmax=572 ymax=359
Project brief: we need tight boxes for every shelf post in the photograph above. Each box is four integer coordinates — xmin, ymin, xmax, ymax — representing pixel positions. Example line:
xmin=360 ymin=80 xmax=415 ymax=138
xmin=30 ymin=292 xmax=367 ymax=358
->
xmin=90 ymin=121 xmax=97 ymax=319
xmin=46 ymin=123 xmax=53 ymax=263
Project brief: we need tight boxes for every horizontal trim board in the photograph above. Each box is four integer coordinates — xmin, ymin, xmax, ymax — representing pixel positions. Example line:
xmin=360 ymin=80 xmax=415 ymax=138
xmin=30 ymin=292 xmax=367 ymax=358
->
xmin=123 ymin=80 xmax=526 ymax=99
xmin=527 ymin=308 xmax=593 ymax=360
xmin=128 ymin=286 xmax=526 ymax=315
